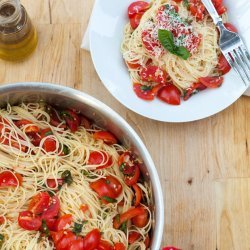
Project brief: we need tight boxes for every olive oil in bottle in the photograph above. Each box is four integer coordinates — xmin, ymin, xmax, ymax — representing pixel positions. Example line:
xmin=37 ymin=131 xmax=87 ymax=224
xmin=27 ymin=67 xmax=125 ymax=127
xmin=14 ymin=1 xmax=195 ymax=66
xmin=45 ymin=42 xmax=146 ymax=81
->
xmin=0 ymin=0 xmax=38 ymax=61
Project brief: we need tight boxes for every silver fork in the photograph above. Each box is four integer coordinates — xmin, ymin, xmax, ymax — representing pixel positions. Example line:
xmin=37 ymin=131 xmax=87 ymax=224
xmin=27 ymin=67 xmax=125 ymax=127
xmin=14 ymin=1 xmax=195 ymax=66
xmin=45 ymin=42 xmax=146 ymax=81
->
xmin=202 ymin=0 xmax=250 ymax=86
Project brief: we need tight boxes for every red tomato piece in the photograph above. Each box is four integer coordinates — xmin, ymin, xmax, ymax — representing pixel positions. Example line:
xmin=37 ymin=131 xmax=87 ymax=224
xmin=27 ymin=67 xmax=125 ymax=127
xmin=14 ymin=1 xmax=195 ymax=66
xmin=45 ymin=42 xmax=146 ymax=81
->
xmin=128 ymin=231 xmax=141 ymax=244
xmin=199 ymin=76 xmax=224 ymax=88
xmin=218 ymin=54 xmax=231 ymax=75
xmin=133 ymin=83 xmax=155 ymax=101
xmin=61 ymin=109 xmax=80 ymax=132
xmin=90 ymin=176 xmax=122 ymax=200
xmin=126 ymin=60 xmax=141 ymax=69
xmin=113 ymin=206 xmax=145 ymax=229
xmin=45 ymin=217 xmax=57 ymax=231
xmin=162 ymin=247 xmax=181 ymax=250
xmin=28 ymin=192 xmax=50 ymax=215
xmin=88 ymin=151 xmax=113 ymax=170
xmin=15 ymin=120 xmax=39 ymax=133
xmin=46 ymin=178 xmax=64 ymax=189
xmin=189 ymin=0 xmax=205 ymax=21
xmin=132 ymin=184 xmax=142 ymax=206
xmin=144 ymin=235 xmax=150 ymax=248
xmin=96 ymin=240 xmax=113 ymax=250
xmin=69 ymin=238 xmax=84 ymax=250
xmin=82 ymin=229 xmax=101 ymax=250
xmin=0 ymin=216 xmax=5 ymax=224
xmin=40 ymin=128 xmax=57 ymax=153
xmin=113 ymin=242 xmax=126 ymax=250
xmin=47 ymin=106 xmax=67 ymax=129
xmin=55 ymin=214 xmax=73 ymax=231
xmin=140 ymin=65 xmax=168 ymax=85
xmin=50 ymin=230 xmax=65 ymax=244
xmin=93 ymin=131 xmax=117 ymax=145
xmin=18 ymin=211 xmax=42 ymax=231
xmin=56 ymin=231 xmax=77 ymax=250
xmin=224 ymin=23 xmax=238 ymax=33
xmin=157 ymin=85 xmax=181 ymax=105
xmin=124 ymin=165 xmax=141 ymax=186
xmin=79 ymin=115 xmax=91 ymax=129
xmin=41 ymin=196 xmax=60 ymax=220
xmin=0 ymin=171 xmax=23 ymax=187
xmin=183 ymin=82 xmax=207 ymax=101
xmin=130 ymin=12 xmax=144 ymax=29
xmin=131 ymin=207 xmax=149 ymax=228
xmin=128 ymin=1 xmax=150 ymax=18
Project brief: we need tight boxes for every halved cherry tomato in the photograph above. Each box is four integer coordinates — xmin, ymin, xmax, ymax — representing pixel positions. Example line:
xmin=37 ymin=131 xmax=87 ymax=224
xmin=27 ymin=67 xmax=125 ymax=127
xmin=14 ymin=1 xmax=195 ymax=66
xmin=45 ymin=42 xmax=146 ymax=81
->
xmin=183 ymin=82 xmax=207 ymax=101
xmin=0 ymin=171 xmax=23 ymax=187
xmin=131 ymin=207 xmax=149 ymax=228
xmin=126 ymin=60 xmax=141 ymax=69
xmin=199 ymin=76 xmax=224 ymax=88
xmin=41 ymin=196 xmax=60 ymax=220
xmin=128 ymin=231 xmax=141 ymax=244
xmin=69 ymin=238 xmax=84 ymax=250
xmin=0 ymin=216 xmax=5 ymax=224
xmin=82 ymin=229 xmax=101 ymax=250
xmin=96 ymin=240 xmax=113 ymax=250
xmin=18 ymin=211 xmax=42 ymax=231
xmin=93 ymin=131 xmax=117 ymax=145
xmin=130 ymin=13 xmax=144 ymax=29
xmin=224 ymin=23 xmax=238 ymax=33
xmin=79 ymin=115 xmax=91 ymax=129
xmin=28 ymin=192 xmax=50 ymax=215
xmin=212 ymin=0 xmax=227 ymax=15
xmin=140 ymin=65 xmax=168 ymax=85
xmin=28 ymin=132 xmax=41 ymax=146
xmin=113 ymin=206 xmax=145 ymax=229
xmin=56 ymin=231 xmax=77 ymax=250
xmin=162 ymin=247 xmax=181 ymax=250
xmin=61 ymin=109 xmax=80 ymax=132
xmin=157 ymin=85 xmax=181 ymax=105
xmin=113 ymin=242 xmax=126 ymax=250
xmin=15 ymin=120 xmax=39 ymax=133
xmin=40 ymin=128 xmax=57 ymax=152
xmin=45 ymin=217 xmax=57 ymax=231
xmin=124 ymin=165 xmax=141 ymax=186
xmin=218 ymin=54 xmax=231 ymax=75
xmin=128 ymin=1 xmax=150 ymax=18
xmin=88 ymin=151 xmax=113 ymax=170
xmin=47 ymin=178 xmax=64 ymax=189
xmin=132 ymin=184 xmax=142 ymax=206
xmin=80 ymin=204 xmax=92 ymax=218
xmin=189 ymin=0 xmax=205 ymax=21
xmin=47 ymin=106 xmax=67 ymax=129
xmin=133 ymin=83 xmax=155 ymax=101
xmin=90 ymin=176 xmax=122 ymax=200
xmin=50 ymin=230 xmax=65 ymax=244
xmin=55 ymin=214 xmax=73 ymax=231
xmin=144 ymin=235 xmax=150 ymax=248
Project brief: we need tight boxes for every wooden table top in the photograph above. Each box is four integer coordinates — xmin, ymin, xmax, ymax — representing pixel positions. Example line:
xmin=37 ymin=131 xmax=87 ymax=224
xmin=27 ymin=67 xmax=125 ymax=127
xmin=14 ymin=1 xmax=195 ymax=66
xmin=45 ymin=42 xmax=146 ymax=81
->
xmin=1 ymin=0 xmax=250 ymax=249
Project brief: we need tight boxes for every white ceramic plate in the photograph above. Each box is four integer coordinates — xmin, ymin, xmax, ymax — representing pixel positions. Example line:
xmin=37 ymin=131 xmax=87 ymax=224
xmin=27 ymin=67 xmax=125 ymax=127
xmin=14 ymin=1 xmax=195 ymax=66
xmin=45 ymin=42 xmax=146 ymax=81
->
xmin=89 ymin=0 xmax=250 ymax=122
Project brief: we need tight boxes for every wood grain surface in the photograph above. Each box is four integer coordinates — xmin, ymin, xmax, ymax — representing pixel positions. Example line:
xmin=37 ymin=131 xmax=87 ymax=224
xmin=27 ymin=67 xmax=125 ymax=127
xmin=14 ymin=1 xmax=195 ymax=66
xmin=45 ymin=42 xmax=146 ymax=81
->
xmin=0 ymin=0 xmax=250 ymax=249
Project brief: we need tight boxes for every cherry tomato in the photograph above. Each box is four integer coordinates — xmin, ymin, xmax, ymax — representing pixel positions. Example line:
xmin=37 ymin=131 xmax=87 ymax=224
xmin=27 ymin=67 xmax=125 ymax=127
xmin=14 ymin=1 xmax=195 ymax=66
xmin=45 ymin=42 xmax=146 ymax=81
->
xmin=28 ymin=192 xmax=50 ymax=215
xmin=113 ymin=242 xmax=126 ymax=250
xmin=41 ymin=196 xmax=60 ymax=220
xmin=162 ymin=247 xmax=181 ymax=250
xmin=132 ymin=184 xmax=142 ymax=206
xmin=113 ymin=206 xmax=145 ymax=229
xmin=45 ymin=217 xmax=57 ymax=231
xmin=90 ymin=176 xmax=122 ymax=200
xmin=172 ymin=0 xmax=182 ymax=2
xmin=144 ymin=235 xmax=150 ymax=248
xmin=28 ymin=132 xmax=41 ymax=146
xmin=189 ymin=0 xmax=205 ymax=21
xmin=18 ymin=211 xmax=42 ymax=231
xmin=61 ymin=109 xmax=80 ymax=132
xmin=0 ymin=171 xmax=23 ymax=187
xmin=118 ymin=151 xmax=136 ymax=170
xmin=142 ymin=30 xmax=164 ymax=56
xmin=79 ymin=115 xmax=91 ymax=129
xmin=40 ymin=128 xmax=57 ymax=152
xmin=69 ymin=238 xmax=84 ymax=250
xmin=56 ymin=231 xmax=77 ymax=250
xmin=224 ymin=23 xmax=238 ymax=33
xmin=131 ymin=207 xmax=149 ymax=228
xmin=126 ymin=60 xmax=141 ymax=69
xmin=80 ymin=204 xmax=92 ymax=218
xmin=218 ymin=54 xmax=231 ymax=75
xmin=47 ymin=106 xmax=67 ymax=129
xmin=15 ymin=120 xmax=39 ymax=133
xmin=124 ymin=165 xmax=141 ymax=186
xmin=93 ymin=131 xmax=117 ymax=145
xmin=50 ymin=230 xmax=65 ymax=244
xmin=140 ymin=65 xmax=168 ymax=85
xmin=55 ymin=214 xmax=73 ymax=231
xmin=88 ymin=151 xmax=113 ymax=170
xmin=128 ymin=1 xmax=150 ymax=18
xmin=157 ymin=85 xmax=181 ymax=105
xmin=0 ymin=216 xmax=5 ymax=224
xmin=199 ymin=76 xmax=224 ymax=88
xmin=130 ymin=13 xmax=144 ymax=29
xmin=133 ymin=83 xmax=155 ymax=101
xmin=47 ymin=178 xmax=64 ymax=188
xmin=183 ymin=82 xmax=207 ymax=101
xmin=96 ymin=240 xmax=113 ymax=250
xmin=128 ymin=231 xmax=141 ymax=244
xmin=82 ymin=229 xmax=101 ymax=250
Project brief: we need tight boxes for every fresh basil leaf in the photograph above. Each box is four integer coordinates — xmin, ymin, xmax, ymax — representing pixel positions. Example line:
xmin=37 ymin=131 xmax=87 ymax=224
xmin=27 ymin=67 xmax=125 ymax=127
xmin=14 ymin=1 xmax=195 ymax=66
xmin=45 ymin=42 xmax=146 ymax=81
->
xmin=62 ymin=145 xmax=70 ymax=155
xmin=102 ymin=196 xmax=117 ymax=203
xmin=0 ymin=234 xmax=4 ymax=248
xmin=158 ymin=29 xmax=175 ymax=53
xmin=41 ymin=220 xmax=50 ymax=237
xmin=72 ymin=222 xmax=84 ymax=235
xmin=140 ymin=85 xmax=152 ymax=91
xmin=175 ymin=46 xmax=191 ymax=60
xmin=119 ymin=222 xmax=127 ymax=233
xmin=61 ymin=170 xmax=73 ymax=185
xmin=183 ymin=0 xmax=190 ymax=9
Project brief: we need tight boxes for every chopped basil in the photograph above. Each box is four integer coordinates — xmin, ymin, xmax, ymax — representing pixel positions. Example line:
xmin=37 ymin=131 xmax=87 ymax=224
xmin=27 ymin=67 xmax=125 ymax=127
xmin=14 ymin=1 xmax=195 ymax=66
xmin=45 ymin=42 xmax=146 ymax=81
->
xmin=105 ymin=179 xmax=111 ymax=185
xmin=0 ymin=234 xmax=4 ymax=248
xmin=81 ymin=170 xmax=95 ymax=179
xmin=119 ymin=222 xmax=127 ymax=233
xmin=62 ymin=145 xmax=70 ymax=155
xmin=158 ymin=30 xmax=191 ymax=60
xmin=41 ymin=220 xmax=50 ymax=237
xmin=72 ymin=222 xmax=85 ymax=235
xmin=183 ymin=0 xmax=190 ymax=9
xmin=60 ymin=111 xmax=72 ymax=120
xmin=102 ymin=196 xmax=117 ymax=203
xmin=45 ymin=130 xmax=53 ymax=136
xmin=140 ymin=85 xmax=152 ymax=91
xmin=61 ymin=170 xmax=73 ymax=185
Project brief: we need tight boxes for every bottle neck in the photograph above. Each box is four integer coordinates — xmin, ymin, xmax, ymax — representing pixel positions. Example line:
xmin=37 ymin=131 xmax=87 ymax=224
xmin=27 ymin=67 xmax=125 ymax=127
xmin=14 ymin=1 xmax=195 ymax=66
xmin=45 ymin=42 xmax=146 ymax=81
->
xmin=0 ymin=0 xmax=22 ymax=27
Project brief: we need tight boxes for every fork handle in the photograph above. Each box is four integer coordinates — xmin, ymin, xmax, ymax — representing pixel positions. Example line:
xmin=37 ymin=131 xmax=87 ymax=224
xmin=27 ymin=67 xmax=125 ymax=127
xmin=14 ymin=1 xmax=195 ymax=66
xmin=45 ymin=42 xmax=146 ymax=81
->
xmin=201 ymin=0 xmax=222 ymax=25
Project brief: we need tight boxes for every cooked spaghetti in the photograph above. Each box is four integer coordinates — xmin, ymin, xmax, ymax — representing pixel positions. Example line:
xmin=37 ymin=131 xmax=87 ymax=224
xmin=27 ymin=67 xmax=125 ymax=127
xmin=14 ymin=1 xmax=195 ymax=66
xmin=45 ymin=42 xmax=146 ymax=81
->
xmin=0 ymin=102 xmax=152 ymax=250
xmin=122 ymin=0 xmax=233 ymax=105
